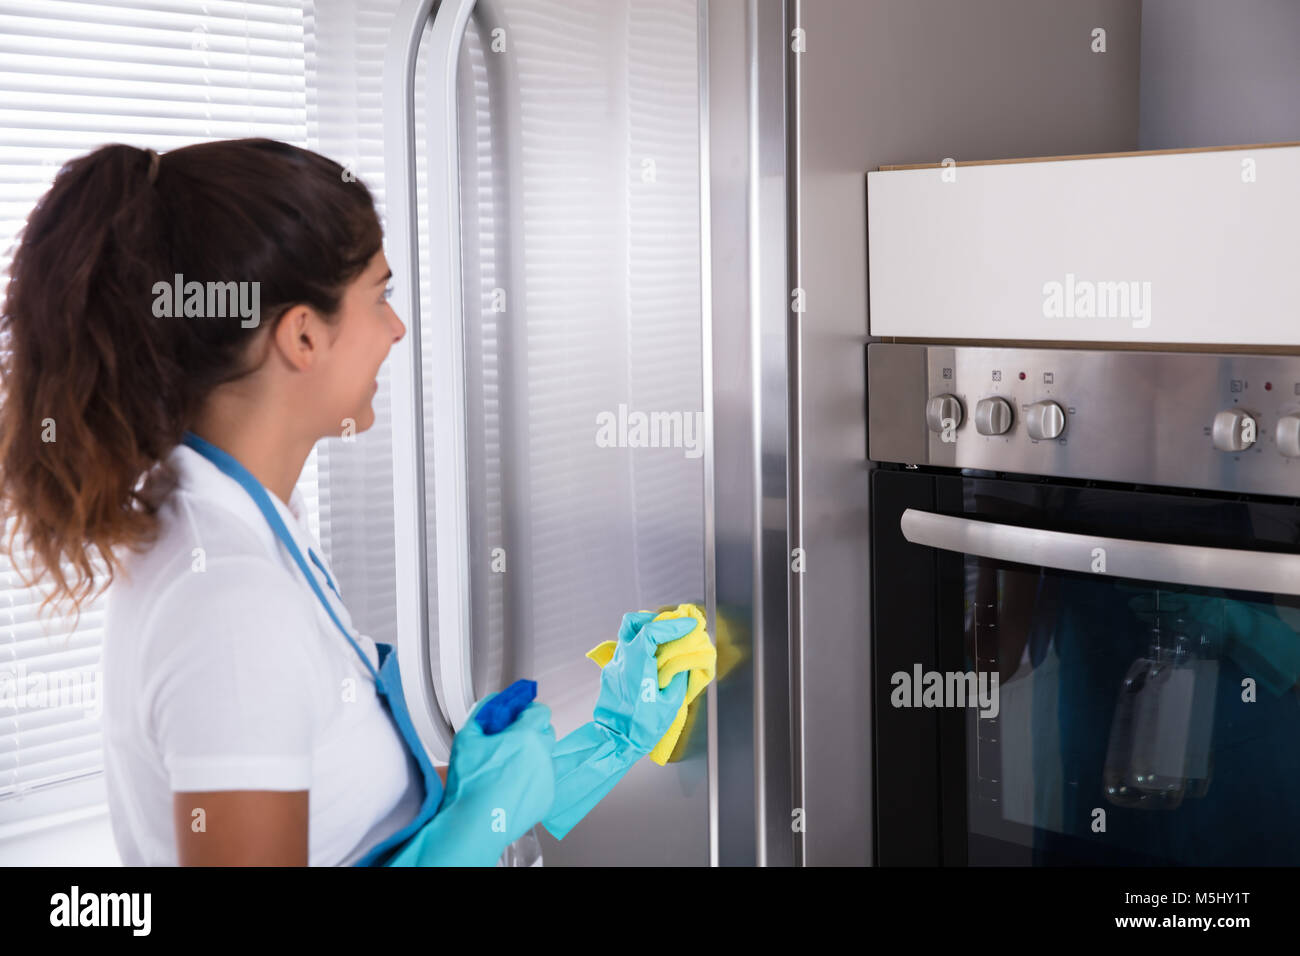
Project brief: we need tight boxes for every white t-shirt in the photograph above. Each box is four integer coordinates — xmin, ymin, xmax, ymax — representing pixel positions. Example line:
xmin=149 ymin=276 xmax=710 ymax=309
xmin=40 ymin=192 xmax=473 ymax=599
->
xmin=102 ymin=442 xmax=423 ymax=866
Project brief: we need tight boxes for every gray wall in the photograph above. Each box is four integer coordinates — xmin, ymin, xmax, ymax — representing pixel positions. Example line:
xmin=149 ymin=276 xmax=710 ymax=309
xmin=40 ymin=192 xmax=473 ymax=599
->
xmin=796 ymin=0 xmax=1142 ymax=865
xmin=1139 ymin=0 xmax=1300 ymax=150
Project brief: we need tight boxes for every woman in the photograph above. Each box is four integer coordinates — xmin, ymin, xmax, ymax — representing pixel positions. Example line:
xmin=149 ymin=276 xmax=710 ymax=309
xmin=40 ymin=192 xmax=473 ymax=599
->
xmin=0 ymin=139 xmax=693 ymax=866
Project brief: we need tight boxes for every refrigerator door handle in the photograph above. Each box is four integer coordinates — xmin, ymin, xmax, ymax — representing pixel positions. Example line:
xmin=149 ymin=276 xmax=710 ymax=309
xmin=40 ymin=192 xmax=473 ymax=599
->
xmin=900 ymin=507 xmax=1300 ymax=596
xmin=384 ymin=0 xmax=479 ymax=759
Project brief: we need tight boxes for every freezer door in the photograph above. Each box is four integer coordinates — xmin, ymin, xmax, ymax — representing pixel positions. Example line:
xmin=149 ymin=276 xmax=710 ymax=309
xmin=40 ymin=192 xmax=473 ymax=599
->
xmin=403 ymin=0 xmax=710 ymax=865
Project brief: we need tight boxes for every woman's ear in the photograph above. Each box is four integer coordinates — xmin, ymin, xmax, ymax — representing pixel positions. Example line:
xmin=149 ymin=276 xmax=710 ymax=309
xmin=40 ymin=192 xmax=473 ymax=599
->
xmin=269 ymin=304 xmax=324 ymax=372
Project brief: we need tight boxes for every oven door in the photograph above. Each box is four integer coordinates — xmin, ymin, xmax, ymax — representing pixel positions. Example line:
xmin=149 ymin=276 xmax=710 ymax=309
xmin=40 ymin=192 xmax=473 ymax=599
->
xmin=872 ymin=467 xmax=1300 ymax=866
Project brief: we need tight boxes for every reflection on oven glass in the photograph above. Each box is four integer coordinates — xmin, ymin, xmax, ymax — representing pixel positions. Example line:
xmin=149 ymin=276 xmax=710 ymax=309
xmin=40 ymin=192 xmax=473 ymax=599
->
xmin=967 ymin=557 xmax=1300 ymax=865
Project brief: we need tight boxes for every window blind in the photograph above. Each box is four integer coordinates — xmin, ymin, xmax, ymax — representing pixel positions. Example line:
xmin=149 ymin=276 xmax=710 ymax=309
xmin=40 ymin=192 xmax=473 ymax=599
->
xmin=0 ymin=0 xmax=315 ymax=824
xmin=302 ymin=0 xmax=405 ymax=651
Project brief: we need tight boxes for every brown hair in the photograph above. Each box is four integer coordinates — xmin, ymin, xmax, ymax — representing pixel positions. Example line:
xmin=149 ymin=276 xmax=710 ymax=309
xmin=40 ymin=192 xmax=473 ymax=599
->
xmin=0 ymin=138 xmax=383 ymax=622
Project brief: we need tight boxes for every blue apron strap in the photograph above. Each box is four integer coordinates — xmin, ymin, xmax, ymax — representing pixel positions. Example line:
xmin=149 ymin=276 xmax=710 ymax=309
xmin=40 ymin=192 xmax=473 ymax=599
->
xmin=180 ymin=430 xmax=381 ymax=686
xmin=351 ymin=645 xmax=446 ymax=867
xmin=309 ymin=549 xmax=341 ymax=599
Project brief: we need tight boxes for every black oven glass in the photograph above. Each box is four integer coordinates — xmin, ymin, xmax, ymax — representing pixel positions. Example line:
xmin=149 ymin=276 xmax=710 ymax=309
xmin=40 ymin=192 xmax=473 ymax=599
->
xmin=872 ymin=468 xmax=1300 ymax=866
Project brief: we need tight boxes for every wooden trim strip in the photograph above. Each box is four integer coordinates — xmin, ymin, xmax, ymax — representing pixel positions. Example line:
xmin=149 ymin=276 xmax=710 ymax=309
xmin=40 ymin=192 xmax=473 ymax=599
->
xmin=875 ymin=337 xmax=1300 ymax=356
xmin=877 ymin=140 xmax=1300 ymax=172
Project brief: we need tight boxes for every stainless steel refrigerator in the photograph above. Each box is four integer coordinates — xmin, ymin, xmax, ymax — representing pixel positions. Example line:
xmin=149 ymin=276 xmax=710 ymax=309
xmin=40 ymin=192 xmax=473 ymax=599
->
xmin=380 ymin=0 xmax=808 ymax=865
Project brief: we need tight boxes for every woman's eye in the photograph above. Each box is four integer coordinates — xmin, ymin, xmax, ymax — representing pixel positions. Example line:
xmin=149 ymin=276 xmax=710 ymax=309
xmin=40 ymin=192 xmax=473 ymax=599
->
xmin=382 ymin=284 xmax=395 ymax=302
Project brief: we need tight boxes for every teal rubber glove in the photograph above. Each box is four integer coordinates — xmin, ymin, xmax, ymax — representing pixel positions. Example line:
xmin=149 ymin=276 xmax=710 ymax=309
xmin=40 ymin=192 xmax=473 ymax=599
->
xmin=385 ymin=696 xmax=556 ymax=866
xmin=540 ymin=612 xmax=694 ymax=840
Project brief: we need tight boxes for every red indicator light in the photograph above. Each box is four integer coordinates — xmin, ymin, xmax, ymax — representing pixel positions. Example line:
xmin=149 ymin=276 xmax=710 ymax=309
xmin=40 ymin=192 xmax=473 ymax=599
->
xmin=1265 ymin=382 xmax=1273 ymax=391
xmin=1018 ymin=372 xmax=1026 ymax=380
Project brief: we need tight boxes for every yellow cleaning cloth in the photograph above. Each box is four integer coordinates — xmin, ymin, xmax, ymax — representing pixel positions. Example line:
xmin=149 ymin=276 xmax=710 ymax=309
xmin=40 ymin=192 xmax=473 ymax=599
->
xmin=663 ymin=603 xmax=745 ymax=762
xmin=585 ymin=603 xmax=716 ymax=765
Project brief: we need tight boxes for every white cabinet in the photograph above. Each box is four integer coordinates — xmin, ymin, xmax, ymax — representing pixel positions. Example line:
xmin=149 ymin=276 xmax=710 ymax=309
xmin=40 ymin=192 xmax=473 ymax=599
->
xmin=866 ymin=143 xmax=1300 ymax=345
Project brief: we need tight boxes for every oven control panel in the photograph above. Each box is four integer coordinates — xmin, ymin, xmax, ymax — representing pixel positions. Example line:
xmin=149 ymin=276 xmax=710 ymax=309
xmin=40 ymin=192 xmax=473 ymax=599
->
xmin=868 ymin=343 xmax=1300 ymax=497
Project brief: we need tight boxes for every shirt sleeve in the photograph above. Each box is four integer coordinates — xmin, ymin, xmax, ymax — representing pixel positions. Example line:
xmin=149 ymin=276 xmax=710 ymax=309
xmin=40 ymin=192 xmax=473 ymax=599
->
xmin=140 ymin=557 xmax=327 ymax=792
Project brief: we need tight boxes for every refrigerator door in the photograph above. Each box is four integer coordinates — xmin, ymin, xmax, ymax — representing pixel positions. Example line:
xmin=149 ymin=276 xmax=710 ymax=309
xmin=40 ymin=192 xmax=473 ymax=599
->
xmin=389 ymin=0 xmax=711 ymax=865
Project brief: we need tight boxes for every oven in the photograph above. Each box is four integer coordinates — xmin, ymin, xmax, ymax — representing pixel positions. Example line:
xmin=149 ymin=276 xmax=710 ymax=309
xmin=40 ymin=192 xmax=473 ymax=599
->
xmin=869 ymin=343 xmax=1300 ymax=866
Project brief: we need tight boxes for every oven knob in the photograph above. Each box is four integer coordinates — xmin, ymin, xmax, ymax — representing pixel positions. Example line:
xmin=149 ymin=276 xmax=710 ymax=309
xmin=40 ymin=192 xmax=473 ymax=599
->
xmin=926 ymin=394 xmax=963 ymax=433
xmin=975 ymin=397 xmax=1013 ymax=435
xmin=1212 ymin=409 xmax=1257 ymax=452
xmin=1025 ymin=401 xmax=1065 ymax=441
xmin=1275 ymin=413 xmax=1300 ymax=457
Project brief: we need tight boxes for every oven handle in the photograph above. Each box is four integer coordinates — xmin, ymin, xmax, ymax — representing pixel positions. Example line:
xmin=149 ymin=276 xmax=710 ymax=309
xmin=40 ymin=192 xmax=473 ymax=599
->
xmin=900 ymin=508 xmax=1300 ymax=596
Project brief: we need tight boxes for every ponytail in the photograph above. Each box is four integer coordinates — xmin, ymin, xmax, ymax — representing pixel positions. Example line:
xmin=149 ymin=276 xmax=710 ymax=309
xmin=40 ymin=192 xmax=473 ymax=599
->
xmin=0 ymin=139 xmax=383 ymax=622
